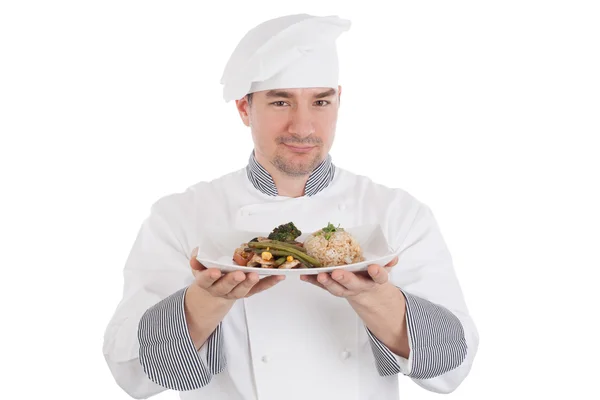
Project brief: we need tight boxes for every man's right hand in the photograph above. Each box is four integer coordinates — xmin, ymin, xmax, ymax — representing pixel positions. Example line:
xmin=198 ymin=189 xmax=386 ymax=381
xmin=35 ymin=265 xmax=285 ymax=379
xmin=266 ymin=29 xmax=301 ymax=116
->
xmin=189 ymin=246 xmax=285 ymax=300
xmin=184 ymin=247 xmax=285 ymax=350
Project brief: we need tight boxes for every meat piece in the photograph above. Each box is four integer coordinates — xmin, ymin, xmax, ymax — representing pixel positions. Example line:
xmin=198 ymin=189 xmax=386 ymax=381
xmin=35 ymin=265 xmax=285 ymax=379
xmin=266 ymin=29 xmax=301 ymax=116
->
xmin=247 ymin=253 xmax=275 ymax=268
xmin=278 ymin=259 xmax=300 ymax=269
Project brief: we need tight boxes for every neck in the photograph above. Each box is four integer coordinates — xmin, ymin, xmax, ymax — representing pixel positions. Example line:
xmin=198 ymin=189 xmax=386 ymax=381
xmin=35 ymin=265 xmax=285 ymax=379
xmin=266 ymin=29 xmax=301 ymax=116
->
xmin=254 ymin=152 xmax=311 ymax=198
xmin=273 ymin=175 xmax=309 ymax=198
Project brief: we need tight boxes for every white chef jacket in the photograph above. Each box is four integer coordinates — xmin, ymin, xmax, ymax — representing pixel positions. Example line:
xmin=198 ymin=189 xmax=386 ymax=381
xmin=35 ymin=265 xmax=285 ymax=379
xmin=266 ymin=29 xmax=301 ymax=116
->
xmin=103 ymin=153 xmax=479 ymax=399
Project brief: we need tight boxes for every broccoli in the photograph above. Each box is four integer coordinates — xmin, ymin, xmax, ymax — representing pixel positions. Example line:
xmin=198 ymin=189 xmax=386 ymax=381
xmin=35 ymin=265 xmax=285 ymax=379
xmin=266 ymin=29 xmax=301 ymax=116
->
xmin=268 ymin=222 xmax=302 ymax=242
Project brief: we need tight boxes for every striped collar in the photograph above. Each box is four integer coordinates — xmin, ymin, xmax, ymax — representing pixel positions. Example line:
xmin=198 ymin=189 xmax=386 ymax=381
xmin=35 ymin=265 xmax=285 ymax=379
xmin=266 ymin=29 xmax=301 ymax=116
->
xmin=246 ymin=151 xmax=336 ymax=197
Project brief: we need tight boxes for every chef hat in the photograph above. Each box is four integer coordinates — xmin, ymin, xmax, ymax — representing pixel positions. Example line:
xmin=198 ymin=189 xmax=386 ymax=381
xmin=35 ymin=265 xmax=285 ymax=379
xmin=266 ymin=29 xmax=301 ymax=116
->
xmin=220 ymin=14 xmax=351 ymax=102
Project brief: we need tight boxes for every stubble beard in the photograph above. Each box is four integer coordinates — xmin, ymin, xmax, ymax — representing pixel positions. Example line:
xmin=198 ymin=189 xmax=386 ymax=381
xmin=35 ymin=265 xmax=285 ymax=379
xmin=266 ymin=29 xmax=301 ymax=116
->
xmin=271 ymin=148 xmax=323 ymax=177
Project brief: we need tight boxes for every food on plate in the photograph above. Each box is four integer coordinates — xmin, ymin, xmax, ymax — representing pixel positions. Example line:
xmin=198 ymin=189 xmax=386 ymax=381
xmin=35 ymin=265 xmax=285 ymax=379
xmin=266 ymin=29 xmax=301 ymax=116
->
xmin=232 ymin=221 xmax=364 ymax=269
xmin=232 ymin=222 xmax=321 ymax=269
xmin=303 ymin=223 xmax=365 ymax=267
xmin=267 ymin=221 xmax=302 ymax=242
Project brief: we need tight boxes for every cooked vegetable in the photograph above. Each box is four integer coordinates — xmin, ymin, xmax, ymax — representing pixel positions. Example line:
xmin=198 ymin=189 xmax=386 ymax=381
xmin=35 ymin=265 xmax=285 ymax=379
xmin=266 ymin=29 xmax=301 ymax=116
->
xmin=274 ymin=257 xmax=286 ymax=266
xmin=269 ymin=240 xmax=307 ymax=253
xmin=264 ymin=249 xmax=292 ymax=257
xmin=233 ymin=246 xmax=254 ymax=266
xmin=316 ymin=222 xmax=341 ymax=240
xmin=248 ymin=241 xmax=322 ymax=267
xmin=267 ymin=222 xmax=302 ymax=242
xmin=233 ymin=252 xmax=250 ymax=266
xmin=232 ymin=222 xmax=336 ymax=269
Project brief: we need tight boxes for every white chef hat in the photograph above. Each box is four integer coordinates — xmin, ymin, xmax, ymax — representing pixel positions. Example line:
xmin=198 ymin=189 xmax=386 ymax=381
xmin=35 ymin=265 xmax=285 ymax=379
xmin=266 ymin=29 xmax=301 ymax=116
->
xmin=220 ymin=14 xmax=351 ymax=102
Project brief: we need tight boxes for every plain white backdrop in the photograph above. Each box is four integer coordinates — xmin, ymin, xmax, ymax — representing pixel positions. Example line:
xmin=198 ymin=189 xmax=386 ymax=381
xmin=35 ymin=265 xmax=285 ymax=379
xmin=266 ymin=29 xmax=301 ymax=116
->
xmin=1 ymin=1 xmax=599 ymax=399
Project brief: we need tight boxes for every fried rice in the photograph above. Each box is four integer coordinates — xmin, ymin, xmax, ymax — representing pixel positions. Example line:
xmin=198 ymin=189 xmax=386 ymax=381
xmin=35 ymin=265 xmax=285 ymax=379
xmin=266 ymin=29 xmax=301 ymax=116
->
xmin=303 ymin=229 xmax=365 ymax=267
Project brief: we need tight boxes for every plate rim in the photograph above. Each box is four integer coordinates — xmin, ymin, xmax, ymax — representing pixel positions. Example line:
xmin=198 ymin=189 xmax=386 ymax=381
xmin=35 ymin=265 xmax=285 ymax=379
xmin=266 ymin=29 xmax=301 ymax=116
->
xmin=196 ymin=247 xmax=400 ymax=276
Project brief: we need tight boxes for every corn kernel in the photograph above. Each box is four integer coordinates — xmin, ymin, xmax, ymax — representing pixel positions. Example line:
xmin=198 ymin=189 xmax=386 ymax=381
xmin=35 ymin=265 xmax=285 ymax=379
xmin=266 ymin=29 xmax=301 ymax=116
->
xmin=286 ymin=256 xmax=293 ymax=262
xmin=262 ymin=251 xmax=273 ymax=261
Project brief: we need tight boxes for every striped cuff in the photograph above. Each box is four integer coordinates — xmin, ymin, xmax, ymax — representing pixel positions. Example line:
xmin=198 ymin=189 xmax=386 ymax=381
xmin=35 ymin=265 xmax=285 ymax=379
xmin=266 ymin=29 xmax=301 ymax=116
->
xmin=366 ymin=326 xmax=411 ymax=376
xmin=367 ymin=290 xmax=468 ymax=379
xmin=137 ymin=287 xmax=226 ymax=391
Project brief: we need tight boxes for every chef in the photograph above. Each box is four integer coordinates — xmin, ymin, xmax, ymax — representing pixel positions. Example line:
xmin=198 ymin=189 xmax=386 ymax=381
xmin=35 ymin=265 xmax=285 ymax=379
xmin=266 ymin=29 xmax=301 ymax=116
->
xmin=103 ymin=13 xmax=479 ymax=400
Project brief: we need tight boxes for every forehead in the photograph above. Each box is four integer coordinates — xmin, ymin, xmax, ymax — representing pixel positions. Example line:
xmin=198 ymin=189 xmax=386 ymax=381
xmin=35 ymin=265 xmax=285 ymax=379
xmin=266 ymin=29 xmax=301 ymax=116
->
xmin=254 ymin=87 xmax=337 ymax=99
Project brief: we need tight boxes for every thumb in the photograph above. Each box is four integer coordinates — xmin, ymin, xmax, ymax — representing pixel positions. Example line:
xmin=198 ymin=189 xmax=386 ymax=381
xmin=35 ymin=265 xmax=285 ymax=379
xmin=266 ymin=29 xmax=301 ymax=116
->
xmin=385 ymin=256 xmax=399 ymax=267
xmin=189 ymin=247 xmax=205 ymax=271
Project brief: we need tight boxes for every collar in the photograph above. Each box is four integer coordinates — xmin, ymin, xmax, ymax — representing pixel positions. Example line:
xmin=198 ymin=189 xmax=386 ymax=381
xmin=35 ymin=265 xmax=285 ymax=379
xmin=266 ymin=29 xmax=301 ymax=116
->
xmin=246 ymin=151 xmax=336 ymax=197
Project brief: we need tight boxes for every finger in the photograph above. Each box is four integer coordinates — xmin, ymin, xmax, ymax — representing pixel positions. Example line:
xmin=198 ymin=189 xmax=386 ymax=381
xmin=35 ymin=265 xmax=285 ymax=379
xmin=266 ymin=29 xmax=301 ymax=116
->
xmin=367 ymin=264 xmax=389 ymax=285
xmin=207 ymin=271 xmax=247 ymax=297
xmin=316 ymin=272 xmax=347 ymax=297
xmin=330 ymin=270 xmax=374 ymax=292
xmin=194 ymin=268 xmax=224 ymax=289
xmin=189 ymin=247 xmax=206 ymax=271
xmin=226 ymin=272 xmax=261 ymax=298
xmin=248 ymin=275 xmax=286 ymax=296
xmin=385 ymin=256 xmax=399 ymax=268
xmin=300 ymin=274 xmax=326 ymax=290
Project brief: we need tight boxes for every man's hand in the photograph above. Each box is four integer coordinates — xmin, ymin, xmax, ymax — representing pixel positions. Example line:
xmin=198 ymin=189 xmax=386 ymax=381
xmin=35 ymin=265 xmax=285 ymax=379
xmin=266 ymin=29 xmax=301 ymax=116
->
xmin=300 ymin=256 xmax=398 ymax=300
xmin=185 ymin=247 xmax=286 ymax=350
xmin=301 ymin=255 xmax=409 ymax=358
xmin=190 ymin=247 xmax=285 ymax=301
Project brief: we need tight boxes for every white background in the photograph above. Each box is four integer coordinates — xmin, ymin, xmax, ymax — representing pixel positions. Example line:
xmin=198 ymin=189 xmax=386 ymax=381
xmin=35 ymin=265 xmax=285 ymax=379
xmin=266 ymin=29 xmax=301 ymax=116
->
xmin=1 ymin=0 xmax=599 ymax=399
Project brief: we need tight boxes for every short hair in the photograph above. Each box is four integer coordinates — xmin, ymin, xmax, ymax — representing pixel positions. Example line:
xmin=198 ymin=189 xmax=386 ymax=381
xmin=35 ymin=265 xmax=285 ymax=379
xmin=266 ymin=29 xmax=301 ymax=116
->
xmin=246 ymin=93 xmax=253 ymax=104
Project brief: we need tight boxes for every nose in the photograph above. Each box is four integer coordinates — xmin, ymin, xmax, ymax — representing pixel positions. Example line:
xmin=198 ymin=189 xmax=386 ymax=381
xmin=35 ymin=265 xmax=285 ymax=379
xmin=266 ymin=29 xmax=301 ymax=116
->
xmin=288 ymin=106 xmax=315 ymax=137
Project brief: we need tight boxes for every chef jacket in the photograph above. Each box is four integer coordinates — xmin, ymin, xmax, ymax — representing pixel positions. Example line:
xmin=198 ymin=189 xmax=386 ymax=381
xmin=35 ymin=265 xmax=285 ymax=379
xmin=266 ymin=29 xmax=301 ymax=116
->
xmin=103 ymin=152 xmax=479 ymax=399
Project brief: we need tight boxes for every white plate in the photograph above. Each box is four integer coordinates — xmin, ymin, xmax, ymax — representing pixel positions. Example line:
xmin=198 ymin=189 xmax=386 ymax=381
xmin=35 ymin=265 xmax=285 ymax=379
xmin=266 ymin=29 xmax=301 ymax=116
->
xmin=196 ymin=224 xmax=400 ymax=276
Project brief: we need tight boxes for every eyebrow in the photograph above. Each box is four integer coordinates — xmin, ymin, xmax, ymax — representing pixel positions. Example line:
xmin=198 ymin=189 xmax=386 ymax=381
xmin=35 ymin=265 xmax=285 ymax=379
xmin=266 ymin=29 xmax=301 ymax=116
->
xmin=264 ymin=88 xmax=337 ymax=99
xmin=265 ymin=90 xmax=293 ymax=98
xmin=314 ymin=88 xmax=337 ymax=99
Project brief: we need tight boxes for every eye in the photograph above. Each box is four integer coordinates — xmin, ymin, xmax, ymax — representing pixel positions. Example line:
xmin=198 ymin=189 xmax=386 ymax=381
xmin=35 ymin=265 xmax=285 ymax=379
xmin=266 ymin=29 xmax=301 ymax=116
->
xmin=314 ymin=100 xmax=330 ymax=107
xmin=271 ymin=101 xmax=289 ymax=107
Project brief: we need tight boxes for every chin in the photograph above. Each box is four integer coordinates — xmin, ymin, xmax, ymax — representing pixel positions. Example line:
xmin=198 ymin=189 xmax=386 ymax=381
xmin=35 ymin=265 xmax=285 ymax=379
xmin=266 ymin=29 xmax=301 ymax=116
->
xmin=272 ymin=151 xmax=323 ymax=176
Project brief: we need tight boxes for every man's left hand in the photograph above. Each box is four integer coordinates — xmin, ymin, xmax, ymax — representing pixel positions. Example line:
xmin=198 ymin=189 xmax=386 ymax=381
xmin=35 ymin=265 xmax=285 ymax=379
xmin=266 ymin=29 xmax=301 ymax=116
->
xmin=300 ymin=256 xmax=399 ymax=299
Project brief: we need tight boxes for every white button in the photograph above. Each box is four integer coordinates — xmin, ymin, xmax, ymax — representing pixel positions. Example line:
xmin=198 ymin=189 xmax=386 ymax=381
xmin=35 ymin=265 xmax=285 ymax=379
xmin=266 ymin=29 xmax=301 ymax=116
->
xmin=338 ymin=203 xmax=346 ymax=211
xmin=340 ymin=350 xmax=351 ymax=360
xmin=261 ymin=355 xmax=269 ymax=363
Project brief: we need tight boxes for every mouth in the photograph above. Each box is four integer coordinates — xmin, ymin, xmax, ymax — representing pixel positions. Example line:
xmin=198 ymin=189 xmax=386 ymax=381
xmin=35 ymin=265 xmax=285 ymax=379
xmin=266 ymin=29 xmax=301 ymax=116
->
xmin=282 ymin=144 xmax=317 ymax=153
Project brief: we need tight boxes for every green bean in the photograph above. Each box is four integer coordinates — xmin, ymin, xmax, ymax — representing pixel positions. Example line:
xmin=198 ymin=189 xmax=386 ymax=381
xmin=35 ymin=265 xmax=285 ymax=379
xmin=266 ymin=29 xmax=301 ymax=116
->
xmin=258 ymin=249 xmax=303 ymax=261
xmin=256 ymin=250 xmax=314 ymax=269
xmin=250 ymin=250 xmax=304 ymax=266
xmin=248 ymin=242 xmax=322 ymax=267
xmin=274 ymin=256 xmax=286 ymax=266
xmin=269 ymin=241 xmax=307 ymax=253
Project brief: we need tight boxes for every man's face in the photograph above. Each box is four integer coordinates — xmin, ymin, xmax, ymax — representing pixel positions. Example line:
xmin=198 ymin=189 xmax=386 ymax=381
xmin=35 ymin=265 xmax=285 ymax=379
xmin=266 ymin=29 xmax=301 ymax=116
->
xmin=236 ymin=86 xmax=341 ymax=177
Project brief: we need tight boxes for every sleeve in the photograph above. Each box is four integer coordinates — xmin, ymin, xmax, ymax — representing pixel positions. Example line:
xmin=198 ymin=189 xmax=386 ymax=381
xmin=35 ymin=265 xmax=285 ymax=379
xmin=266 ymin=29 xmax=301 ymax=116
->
xmin=102 ymin=195 xmax=226 ymax=399
xmin=137 ymin=287 xmax=226 ymax=391
xmin=370 ymin=201 xmax=479 ymax=394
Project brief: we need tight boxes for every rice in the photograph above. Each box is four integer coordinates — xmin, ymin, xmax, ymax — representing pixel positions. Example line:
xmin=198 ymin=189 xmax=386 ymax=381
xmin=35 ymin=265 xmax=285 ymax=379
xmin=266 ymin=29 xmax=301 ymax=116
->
xmin=303 ymin=229 xmax=365 ymax=267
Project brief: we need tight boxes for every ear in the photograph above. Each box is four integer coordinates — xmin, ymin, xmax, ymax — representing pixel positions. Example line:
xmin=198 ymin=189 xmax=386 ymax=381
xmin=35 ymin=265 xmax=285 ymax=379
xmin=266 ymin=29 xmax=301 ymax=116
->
xmin=338 ymin=85 xmax=342 ymax=105
xmin=235 ymin=96 xmax=251 ymax=127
